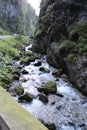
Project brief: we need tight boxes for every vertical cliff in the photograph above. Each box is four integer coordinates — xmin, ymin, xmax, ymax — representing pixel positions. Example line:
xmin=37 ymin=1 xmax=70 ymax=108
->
xmin=0 ymin=0 xmax=36 ymax=35
xmin=33 ymin=0 xmax=87 ymax=95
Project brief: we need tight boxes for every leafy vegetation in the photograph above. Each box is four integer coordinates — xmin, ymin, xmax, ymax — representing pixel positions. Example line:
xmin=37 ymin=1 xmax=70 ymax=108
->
xmin=59 ymin=21 xmax=87 ymax=62
xmin=0 ymin=27 xmax=9 ymax=35
xmin=0 ymin=35 xmax=29 ymax=88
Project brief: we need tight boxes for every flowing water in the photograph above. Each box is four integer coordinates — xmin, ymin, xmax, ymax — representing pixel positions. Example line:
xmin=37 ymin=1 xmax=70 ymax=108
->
xmin=14 ymin=45 xmax=87 ymax=130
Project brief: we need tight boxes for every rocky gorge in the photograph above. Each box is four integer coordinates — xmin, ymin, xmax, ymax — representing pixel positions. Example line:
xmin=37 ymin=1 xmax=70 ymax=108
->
xmin=0 ymin=0 xmax=87 ymax=130
xmin=33 ymin=0 xmax=87 ymax=95
xmin=9 ymin=43 xmax=87 ymax=130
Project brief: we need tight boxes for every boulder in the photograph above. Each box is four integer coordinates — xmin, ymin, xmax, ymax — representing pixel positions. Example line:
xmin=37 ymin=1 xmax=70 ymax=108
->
xmin=37 ymin=81 xmax=57 ymax=94
xmin=34 ymin=61 xmax=42 ymax=66
xmin=38 ymin=94 xmax=48 ymax=104
xmin=52 ymin=68 xmax=62 ymax=77
xmin=14 ymin=85 xmax=24 ymax=96
xmin=21 ymin=69 xmax=29 ymax=74
xmin=39 ymin=67 xmax=50 ymax=73
xmin=18 ymin=92 xmax=33 ymax=102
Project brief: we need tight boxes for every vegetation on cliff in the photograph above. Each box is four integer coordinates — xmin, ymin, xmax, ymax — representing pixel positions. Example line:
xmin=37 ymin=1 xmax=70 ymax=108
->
xmin=59 ymin=21 xmax=87 ymax=62
xmin=0 ymin=0 xmax=36 ymax=35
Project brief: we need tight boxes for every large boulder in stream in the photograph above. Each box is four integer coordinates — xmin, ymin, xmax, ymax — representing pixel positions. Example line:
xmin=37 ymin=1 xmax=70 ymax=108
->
xmin=18 ymin=92 xmax=33 ymax=102
xmin=38 ymin=94 xmax=48 ymax=104
xmin=39 ymin=67 xmax=50 ymax=73
xmin=37 ymin=81 xmax=57 ymax=94
xmin=14 ymin=85 xmax=24 ymax=96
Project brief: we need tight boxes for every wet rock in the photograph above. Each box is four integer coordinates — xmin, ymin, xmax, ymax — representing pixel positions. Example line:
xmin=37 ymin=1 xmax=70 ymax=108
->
xmin=20 ymin=77 xmax=28 ymax=82
xmin=37 ymin=81 xmax=57 ymax=94
xmin=39 ymin=67 xmax=50 ymax=73
xmin=18 ymin=92 xmax=33 ymax=102
xmin=39 ymin=119 xmax=56 ymax=130
xmin=56 ymin=93 xmax=64 ymax=98
xmin=66 ymin=56 xmax=87 ymax=95
xmin=14 ymin=85 xmax=24 ymax=96
xmin=45 ymin=123 xmax=56 ymax=130
xmin=52 ymin=68 xmax=62 ymax=77
xmin=57 ymin=105 xmax=62 ymax=110
xmin=34 ymin=61 xmax=42 ymax=66
xmin=12 ymin=69 xmax=20 ymax=80
xmin=20 ymin=57 xmax=31 ymax=65
xmin=61 ymin=74 xmax=69 ymax=82
xmin=38 ymin=94 xmax=48 ymax=104
xmin=13 ymin=74 xmax=19 ymax=80
xmin=21 ymin=69 xmax=29 ymax=74
xmin=51 ymin=102 xmax=55 ymax=105
xmin=81 ymin=126 xmax=87 ymax=130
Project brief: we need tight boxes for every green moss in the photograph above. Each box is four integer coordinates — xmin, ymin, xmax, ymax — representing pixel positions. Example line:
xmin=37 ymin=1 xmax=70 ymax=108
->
xmin=38 ymin=81 xmax=57 ymax=94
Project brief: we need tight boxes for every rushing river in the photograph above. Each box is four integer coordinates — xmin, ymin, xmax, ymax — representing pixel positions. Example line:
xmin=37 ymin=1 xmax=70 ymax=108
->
xmin=14 ymin=45 xmax=87 ymax=130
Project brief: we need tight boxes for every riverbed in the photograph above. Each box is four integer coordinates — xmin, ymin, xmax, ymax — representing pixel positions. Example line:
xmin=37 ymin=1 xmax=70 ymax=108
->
xmin=14 ymin=45 xmax=87 ymax=130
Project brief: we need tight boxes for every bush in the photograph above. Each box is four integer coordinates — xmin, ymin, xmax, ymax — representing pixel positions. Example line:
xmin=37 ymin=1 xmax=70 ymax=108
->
xmin=65 ymin=54 xmax=76 ymax=63
xmin=59 ymin=40 xmax=75 ymax=54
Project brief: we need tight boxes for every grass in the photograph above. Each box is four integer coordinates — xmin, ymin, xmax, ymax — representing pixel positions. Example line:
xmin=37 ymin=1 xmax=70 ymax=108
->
xmin=0 ymin=35 xmax=29 ymax=88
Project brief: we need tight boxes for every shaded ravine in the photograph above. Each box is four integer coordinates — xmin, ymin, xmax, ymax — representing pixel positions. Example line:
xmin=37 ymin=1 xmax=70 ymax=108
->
xmin=14 ymin=45 xmax=87 ymax=130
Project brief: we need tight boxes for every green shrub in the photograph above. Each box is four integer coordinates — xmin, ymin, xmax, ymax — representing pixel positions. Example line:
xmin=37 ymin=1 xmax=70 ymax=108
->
xmin=65 ymin=54 xmax=76 ymax=63
xmin=59 ymin=40 xmax=75 ymax=54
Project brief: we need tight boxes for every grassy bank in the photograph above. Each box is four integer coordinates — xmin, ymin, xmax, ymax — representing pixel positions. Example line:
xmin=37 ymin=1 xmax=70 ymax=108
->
xmin=0 ymin=35 xmax=29 ymax=88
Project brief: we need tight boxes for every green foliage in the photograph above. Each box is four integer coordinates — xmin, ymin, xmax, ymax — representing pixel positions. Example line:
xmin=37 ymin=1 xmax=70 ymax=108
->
xmin=59 ymin=40 xmax=75 ymax=54
xmin=69 ymin=21 xmax=87 ymax=40
xmin=65 ymin=54 xmax=76 ymax=63
xmin=0 ymin=35 xmax=29 ymax=88
xmin=59 ymin=21 xmax=87 ymax=60
xmin=0 ymin=27 xmax=9 ymax=35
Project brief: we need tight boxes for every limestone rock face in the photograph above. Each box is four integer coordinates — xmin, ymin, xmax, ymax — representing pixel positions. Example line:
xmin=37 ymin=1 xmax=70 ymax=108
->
xmin=33 ymin=0 xmax=87 ymax=95
xmin=0 ymin=0 xmax=36 ymax=35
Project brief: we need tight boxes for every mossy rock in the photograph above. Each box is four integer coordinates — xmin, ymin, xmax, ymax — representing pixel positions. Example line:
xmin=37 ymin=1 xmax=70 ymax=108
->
xmin=21 ymin=69 xmax=29 ymax=74
xmin=39 ymin=67 xmax=50 ymax=73
xmin=25 ymin=51 xmax=33 ymax=57
xmin=14 ymin=85 xmax=24 ymax=96
xmin=18 ymin=92 xmax=33 ymax=102
xmin=33 ymin=53 xmax=41 ymax=59
xmin=38 ymin=94 xmax=48 ymax=104
xmin=37 ymin=81 xmax=57 ymax=94
xmin=20 ymin=57 xmax=31 ymax=65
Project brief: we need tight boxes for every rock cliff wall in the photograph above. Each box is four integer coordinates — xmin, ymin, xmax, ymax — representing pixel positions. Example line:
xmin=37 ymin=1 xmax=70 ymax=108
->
xmin=0 ymin=0 xmax=36 ymax=35
xmin=33 ymin=0 xmax=87 ymax=95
